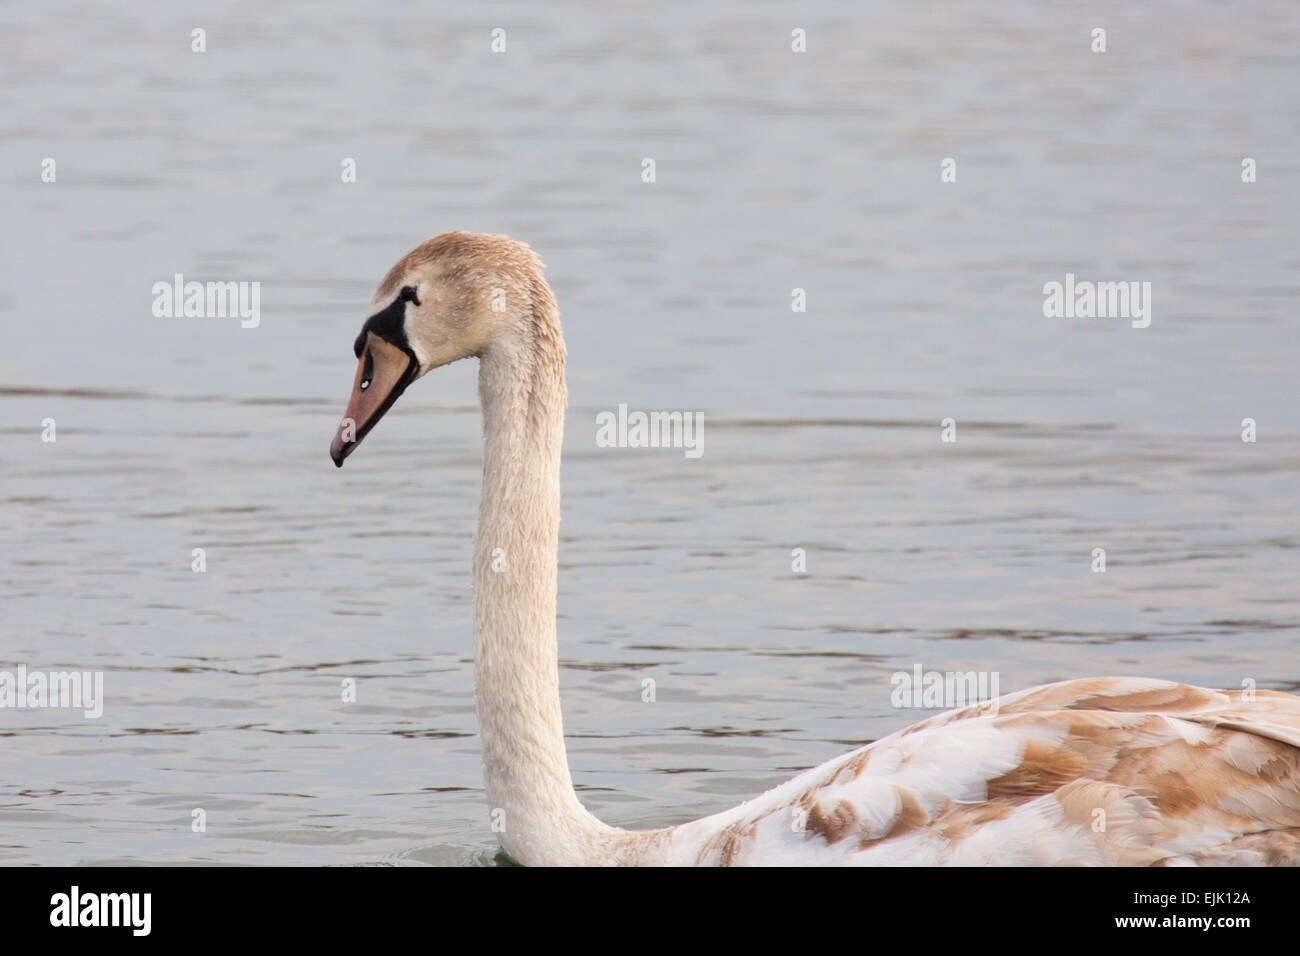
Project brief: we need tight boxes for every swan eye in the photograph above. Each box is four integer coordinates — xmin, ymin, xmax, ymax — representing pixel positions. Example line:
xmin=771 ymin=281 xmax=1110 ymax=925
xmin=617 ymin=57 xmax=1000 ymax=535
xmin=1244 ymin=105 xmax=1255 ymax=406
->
xmin=360 ymin=350 xmax=374 ymax=390
xmin=400 ymin=286 xmax=420 ymax=306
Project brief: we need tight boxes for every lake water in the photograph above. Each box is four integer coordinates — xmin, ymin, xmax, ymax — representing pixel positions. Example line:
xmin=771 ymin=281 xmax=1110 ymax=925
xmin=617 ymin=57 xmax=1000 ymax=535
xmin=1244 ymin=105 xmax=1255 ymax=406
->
xmin=1 ymin=1 xmax=1296 ymax=864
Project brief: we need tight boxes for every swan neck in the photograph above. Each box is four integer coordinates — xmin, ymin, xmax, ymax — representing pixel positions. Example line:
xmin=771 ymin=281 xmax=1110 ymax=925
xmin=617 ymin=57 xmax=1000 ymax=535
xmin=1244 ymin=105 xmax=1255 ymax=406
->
xmin=471 ymin=304 xmax=612 ymax=863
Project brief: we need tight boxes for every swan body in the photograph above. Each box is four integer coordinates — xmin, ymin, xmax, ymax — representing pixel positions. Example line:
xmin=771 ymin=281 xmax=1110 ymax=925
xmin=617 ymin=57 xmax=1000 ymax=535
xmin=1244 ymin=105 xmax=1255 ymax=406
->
xmin=330 ymin=232 xmax=1300 ymax=866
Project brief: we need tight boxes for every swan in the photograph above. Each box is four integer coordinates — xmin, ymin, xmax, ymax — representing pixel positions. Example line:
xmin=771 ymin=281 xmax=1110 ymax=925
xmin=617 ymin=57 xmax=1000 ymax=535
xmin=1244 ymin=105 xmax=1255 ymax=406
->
xmin=329 ymin=231 xmax=1300 ymax=866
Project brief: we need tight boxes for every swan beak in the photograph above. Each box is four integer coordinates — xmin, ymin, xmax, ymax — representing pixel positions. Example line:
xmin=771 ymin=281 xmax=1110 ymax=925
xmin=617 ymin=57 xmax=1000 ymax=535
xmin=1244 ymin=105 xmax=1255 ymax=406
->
xmin=330 ymin=333 xmax=417 ymax=467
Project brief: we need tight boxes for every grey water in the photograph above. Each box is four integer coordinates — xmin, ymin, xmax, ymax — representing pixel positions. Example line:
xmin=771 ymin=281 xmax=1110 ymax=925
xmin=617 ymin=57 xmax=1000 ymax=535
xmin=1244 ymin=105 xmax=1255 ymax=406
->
xmin=0 ymin=1 xmax=1296 ymax=864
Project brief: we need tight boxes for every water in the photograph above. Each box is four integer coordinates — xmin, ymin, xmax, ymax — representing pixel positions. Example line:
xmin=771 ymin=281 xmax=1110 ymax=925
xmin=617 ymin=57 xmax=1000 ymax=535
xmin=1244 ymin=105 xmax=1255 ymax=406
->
xmin=0 ymin=1 xmax=1296 ymax=865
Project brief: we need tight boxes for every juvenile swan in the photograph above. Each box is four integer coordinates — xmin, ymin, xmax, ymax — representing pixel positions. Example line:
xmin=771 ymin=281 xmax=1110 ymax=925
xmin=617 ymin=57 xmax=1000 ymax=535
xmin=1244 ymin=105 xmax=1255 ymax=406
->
xmin=330 ymin=232 xmax=1300 ymax=866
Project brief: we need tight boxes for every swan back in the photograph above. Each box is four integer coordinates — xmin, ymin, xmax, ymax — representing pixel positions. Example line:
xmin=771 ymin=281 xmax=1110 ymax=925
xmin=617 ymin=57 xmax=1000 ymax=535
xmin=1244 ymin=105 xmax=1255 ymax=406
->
xmin=664 ymin=678 xmax=1300 ymax=866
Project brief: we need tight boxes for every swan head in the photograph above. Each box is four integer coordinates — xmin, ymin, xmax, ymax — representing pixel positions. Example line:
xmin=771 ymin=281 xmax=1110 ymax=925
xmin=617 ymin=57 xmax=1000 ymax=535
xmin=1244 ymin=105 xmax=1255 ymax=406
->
xmin=329 ymin=231 xmax=546 ymax=466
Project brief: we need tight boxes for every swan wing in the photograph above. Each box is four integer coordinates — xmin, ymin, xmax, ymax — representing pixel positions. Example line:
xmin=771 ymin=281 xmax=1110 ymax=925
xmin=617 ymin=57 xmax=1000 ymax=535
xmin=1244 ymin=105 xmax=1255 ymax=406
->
xmin=667 ymin=677 xmax=1300 ymax=866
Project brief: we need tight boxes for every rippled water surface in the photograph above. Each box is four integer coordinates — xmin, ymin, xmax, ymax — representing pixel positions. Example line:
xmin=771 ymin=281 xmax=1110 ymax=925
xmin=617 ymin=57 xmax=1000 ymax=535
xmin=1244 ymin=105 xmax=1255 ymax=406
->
xmin=1 ymin=1 xmax=1297 ymax=864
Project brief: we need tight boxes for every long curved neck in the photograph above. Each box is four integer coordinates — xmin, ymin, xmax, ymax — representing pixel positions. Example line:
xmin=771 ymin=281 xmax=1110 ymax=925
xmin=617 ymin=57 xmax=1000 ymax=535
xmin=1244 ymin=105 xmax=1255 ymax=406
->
xmin=472 ymin=292 xmax=645 ymax=865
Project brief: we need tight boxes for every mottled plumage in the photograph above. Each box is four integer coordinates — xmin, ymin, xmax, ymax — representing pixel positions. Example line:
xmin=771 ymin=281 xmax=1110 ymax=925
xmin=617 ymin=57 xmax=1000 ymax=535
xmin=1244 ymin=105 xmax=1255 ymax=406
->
xmin=665 ymin=678 xmax=1300 ymax=865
